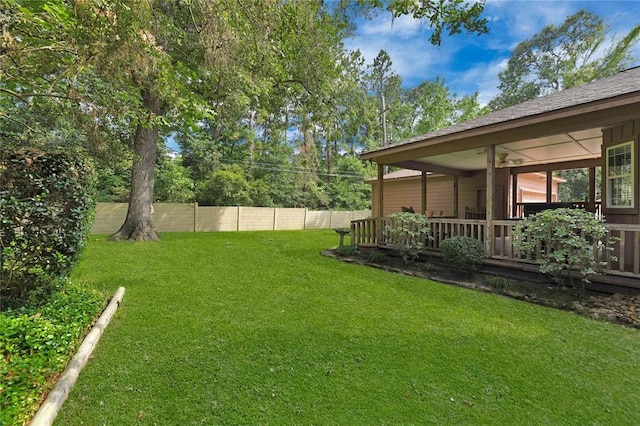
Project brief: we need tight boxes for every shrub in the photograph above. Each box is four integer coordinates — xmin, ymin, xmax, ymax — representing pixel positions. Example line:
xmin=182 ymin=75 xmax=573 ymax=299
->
xmin=384 ymin=212 xmax=431 ymax=263
xmin=336 ymin=245 xmax=357 ymax=256
xmin=513 ymin=208 xmax=615 ymax=291
xmin=369 ymin=250 xmax=387 ymax=263
xmin=422 ymin=262 xmax=437 ymax=273
xmin=0 ymin=149 xmax=96 ymax=307
xmin=440 ymin=236 xmax=485 ymax=273
xmin=486 ymin=274 xmax=510 ymax=291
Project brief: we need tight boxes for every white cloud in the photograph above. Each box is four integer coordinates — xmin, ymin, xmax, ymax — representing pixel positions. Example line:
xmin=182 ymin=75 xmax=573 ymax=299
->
xmin=345 ymin=14 xmax=452 ymax=85
xmin=454 ymin=58 xmax=510 ymax=105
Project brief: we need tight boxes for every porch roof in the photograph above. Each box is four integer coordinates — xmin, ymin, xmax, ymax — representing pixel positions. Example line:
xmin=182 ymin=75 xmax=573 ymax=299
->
xmin=361 ymin=67 xmax=640 ymax=174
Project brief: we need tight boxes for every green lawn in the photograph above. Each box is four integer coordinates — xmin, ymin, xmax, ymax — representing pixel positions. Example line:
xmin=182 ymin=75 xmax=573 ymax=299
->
xmin=57 ymin=230 xmax=640 ymax=424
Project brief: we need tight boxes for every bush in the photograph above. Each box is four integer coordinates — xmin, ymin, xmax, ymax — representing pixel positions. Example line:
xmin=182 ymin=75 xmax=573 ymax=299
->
xmin=513 ymin=208 xmax=615 ymax=291
xmin=485 ymin=274 xmax=510 ymax=291
xmin=440 ymin=236 xmax=485 ymax=273
xmin=369 ymin=250 xmax=387 ymax=263
xmin=422 ymin=262 xmax=437 ymax=273
xmin=336 ymin=245 xmax=357 ymax=256
xmin=384 ymin=212 xmax=431 ymax=263
xmin=0 ymin=149 xmax=96 ymax=307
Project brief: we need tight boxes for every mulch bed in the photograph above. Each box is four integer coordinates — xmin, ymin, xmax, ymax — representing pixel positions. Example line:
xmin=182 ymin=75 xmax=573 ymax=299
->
xmin=324 ymin=249 xmax=640 ymax=329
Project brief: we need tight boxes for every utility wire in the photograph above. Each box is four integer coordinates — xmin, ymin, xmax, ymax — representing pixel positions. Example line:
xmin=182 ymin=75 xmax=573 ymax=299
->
xmin=215 ymin=158 xmax=368 ymax=179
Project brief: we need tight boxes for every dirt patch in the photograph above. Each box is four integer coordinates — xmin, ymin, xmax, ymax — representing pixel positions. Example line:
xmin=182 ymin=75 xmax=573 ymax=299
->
xmin=324 ymin=249 xmax=640 ymax=329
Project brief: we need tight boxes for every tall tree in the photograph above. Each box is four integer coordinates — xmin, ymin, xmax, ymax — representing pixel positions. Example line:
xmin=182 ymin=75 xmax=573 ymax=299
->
xmin=2 ymin=0 xmax=490 ymax=229
xmin=489 ymin=9 xmax=640 ymax=111
xmin=371 ymin=50 xmax=394 ymax=147
xmin=337 ymin=0 xmax=488 ymax=45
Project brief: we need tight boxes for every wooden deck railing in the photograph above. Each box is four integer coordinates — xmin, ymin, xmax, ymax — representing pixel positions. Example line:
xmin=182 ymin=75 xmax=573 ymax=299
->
xmin=605 ymin=225 xmax=640 ymax=276
xmin=351 ymin=217 xmax=640 ymax=279
xmin=350 ymin=218 xmax=383 ymax=245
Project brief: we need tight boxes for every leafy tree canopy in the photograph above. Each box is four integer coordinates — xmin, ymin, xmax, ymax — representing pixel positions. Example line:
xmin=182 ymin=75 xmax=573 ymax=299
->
xmin=489 ymin=9 xmax=640 ymax=111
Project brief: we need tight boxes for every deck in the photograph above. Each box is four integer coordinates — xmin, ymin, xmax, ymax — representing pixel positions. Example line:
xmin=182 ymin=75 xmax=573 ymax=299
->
xmin=351 ymin=217 xmax=640 ymax=291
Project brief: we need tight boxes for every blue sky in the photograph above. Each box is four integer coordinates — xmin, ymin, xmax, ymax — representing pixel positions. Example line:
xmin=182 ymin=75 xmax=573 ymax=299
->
xmin=344 ymin=0 xmax=640 ymax=104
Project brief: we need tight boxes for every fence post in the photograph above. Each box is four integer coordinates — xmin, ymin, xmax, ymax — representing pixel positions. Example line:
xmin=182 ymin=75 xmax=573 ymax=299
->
xmin=303 ymin=208 xmax=307 ymax=230
xmin=237 ymin=206 xmax=241 ymax=231
xmin=273 ymin=208 xmax=277 ymax=230
xmin=193 ymin=202 xmax=198 ymax=232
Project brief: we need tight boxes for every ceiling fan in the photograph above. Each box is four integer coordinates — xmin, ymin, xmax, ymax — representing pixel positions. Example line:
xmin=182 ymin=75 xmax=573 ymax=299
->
xmin=496 ymin=152 xmax=523 ymax=167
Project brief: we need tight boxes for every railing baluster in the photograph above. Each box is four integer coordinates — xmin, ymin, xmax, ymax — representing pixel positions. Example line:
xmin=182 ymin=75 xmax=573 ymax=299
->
xmin=619 ymin=230 xmax=626 ymax=273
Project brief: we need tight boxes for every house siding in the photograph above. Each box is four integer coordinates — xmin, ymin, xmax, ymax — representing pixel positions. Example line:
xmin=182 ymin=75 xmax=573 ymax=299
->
xmin=602 ymin=119 xmax=640 ymax=223
xmin=371 ymin=175 xmax=454 ymax=217
xmin=371 ymin=170 xmax=555 ymax=220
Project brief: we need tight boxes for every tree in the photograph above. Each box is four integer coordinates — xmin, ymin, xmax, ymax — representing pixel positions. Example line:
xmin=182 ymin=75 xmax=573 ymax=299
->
xmin=325 ymin=156 xmax=372 ymax=210
xmin=371 ymin=50 xmax=394 ymax=147
xmin=2 ymin=0 xmax=490 ymax=238
xmin=197 ymin=166 xmax=252 ymax=207
xmin=1 ymin=1 xmax=195 ymax=241
xmin=155 ymin=155 xmax=195 ymax=203
xmin=337 ymin=0 xmax=488 ymax=45
xmin=489 ymin=10 xmax=640 ymax=111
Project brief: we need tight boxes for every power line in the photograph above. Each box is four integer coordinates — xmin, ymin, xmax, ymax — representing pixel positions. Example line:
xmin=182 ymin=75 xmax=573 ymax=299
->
xmin=216 ymin=158 xmax=367 ymax=179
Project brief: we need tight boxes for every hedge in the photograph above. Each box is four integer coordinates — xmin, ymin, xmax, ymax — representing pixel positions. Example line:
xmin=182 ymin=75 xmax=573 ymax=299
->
xmin=0 ymin=149 xmax=96 ymax=307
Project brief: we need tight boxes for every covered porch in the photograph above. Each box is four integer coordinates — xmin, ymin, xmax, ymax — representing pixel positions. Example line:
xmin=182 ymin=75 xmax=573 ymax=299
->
xmin=354 ymin=67 xmax=640 ymax=289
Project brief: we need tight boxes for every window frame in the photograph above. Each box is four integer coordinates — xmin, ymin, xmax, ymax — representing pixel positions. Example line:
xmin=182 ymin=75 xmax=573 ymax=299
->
xmin=605 ymin=140 xmax=635 ymax=209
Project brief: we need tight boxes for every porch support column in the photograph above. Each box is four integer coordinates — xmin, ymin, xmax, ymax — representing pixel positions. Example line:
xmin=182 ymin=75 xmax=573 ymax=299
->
xmin=511 ymin=173 xmax=518 ymax=218
xmin=486 ymin=145 xmax=495 ymax=257
xmin=546 ymin=171 xmax=553 ymax=203
xmin=453 ymin=176 xmax=459 ymax=218
xmin=377 ymin=163 xmax=384 ymax=243
xmin=588 ymin=167 xmax=596 ymax=213
xmin=420 ymin=171 xmax=428 ymax=215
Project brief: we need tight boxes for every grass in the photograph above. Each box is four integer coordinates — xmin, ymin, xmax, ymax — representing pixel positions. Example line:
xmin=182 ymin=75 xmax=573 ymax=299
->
xmin=56 ymin=230 xmax=640 ymax=424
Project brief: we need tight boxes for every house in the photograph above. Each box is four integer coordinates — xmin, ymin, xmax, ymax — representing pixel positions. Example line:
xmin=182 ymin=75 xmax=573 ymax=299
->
xmin=354 ymin=66 xmax=640 ymax=291
xmin=368 ymin=169 xmax=565 ymax=218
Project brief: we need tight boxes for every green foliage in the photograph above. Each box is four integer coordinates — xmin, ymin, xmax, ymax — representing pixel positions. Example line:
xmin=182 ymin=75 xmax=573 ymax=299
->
xmin=489 ymin=9 xmax=640 ymax=111
xmin=155 ymin=157 xmax=195 ymax=203
xmin=1 ymin=0 xmax=491 ymax=216
xmin=513 ymin=208 xmax=615 ymax=290
xmin=0 ymin=149 xmax=96 ymax=307
xmin=440 ymin=236 xmax=485 ymax=273
xmin=325 ymin=156 xmax=372 ymax=210
xmin=485 ymin=274 xmax=510 ymax=291
xmin=422 ymin=262 xmax=437 ymax=273
xmin=336 ymin=245 xmax=357 ymax=256
xmin=0 ymin=283 xmax=104 ymax=425
xmin=556 ymin=168 xmax=601 ymax=203
xmin=196 ymin=166 xmax=252 ymax=206
xmin=383 ymin=0 xmax=488 ymax=45
xmin=368 ymin=249 xmax=387 ymax=263
xmin=384 ymin=212 xmax=431 ymax=263
xmin=95 ymin=157 xmax=132 ymax=202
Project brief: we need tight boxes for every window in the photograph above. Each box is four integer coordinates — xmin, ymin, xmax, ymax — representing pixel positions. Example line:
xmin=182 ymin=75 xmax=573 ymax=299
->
xmin=606 ymin=141 xmax=634 ymax=208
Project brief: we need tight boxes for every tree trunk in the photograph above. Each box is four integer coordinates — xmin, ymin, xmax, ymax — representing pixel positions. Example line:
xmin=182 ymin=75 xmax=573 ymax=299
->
xmin=109 ymin=91 xmax=161 ymax=242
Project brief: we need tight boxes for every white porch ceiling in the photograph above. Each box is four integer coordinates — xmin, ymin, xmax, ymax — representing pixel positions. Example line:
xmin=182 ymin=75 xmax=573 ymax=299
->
xmin=413 ymin=127 xmax=603 ymax=171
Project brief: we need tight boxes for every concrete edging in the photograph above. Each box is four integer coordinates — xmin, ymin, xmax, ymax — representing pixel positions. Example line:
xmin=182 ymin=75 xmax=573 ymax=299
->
xmin=30 ymin=287 xmax=126 ymax=426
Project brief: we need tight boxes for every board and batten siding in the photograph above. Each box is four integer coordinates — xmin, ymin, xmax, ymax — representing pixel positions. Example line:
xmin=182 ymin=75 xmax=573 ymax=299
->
xmin=370 ymin=169 xmax=552 ymax=219
xmin=371 ymin=175 xmax=455 ymax=217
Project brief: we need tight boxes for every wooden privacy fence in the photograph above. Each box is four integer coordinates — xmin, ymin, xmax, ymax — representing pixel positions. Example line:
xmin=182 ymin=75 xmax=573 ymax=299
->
xmin=92 ymin=203 xmax=371 ymax=234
